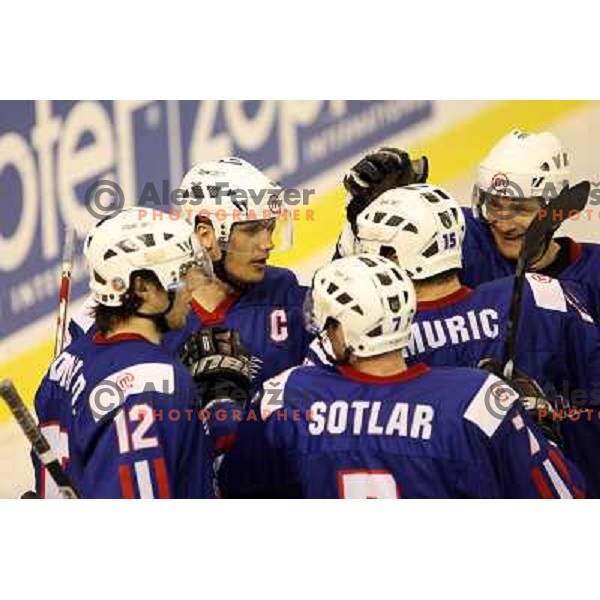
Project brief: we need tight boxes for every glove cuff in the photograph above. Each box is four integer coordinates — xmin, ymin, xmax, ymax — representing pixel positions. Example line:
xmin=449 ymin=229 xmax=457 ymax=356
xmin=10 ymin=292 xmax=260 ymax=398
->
xmin=197 ymin=377 xmax=250 ymax=407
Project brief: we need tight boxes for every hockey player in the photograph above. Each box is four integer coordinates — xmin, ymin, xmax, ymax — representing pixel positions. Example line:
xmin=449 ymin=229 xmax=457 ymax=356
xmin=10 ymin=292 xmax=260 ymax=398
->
xmin=33 ymin=208 xmax=249 ymax=498
xmin=344 ymin=184 xmax=600 ymax=495
xmin=163 ymin=157 xmax=312 ymax=389
xmin=341 ymin=134 xmax=600 ymax=321
xmin=220 ymin=255 xmax=585 ymax=498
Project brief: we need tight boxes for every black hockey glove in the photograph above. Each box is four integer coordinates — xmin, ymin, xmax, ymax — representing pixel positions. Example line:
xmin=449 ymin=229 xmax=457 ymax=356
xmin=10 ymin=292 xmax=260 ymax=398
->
xmin=478 ymin=358 xmax=563 ymax=447
xmin=179 ymin=328 xmax=254 ymax=407
xmin=343 ymin=148 xmax=429 ymax=234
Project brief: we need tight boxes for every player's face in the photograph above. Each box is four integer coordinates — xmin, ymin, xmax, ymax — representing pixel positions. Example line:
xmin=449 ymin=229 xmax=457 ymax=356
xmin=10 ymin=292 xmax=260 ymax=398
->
xmin=139 ymin=272 xmax=194 ymax=330
xmin=485 ymin=195 xmax=542 ymax=260
xmin=225 ymin=220 xmax=276 ymax=283
xmin=137 ymin=286 xmax=187 ymax=329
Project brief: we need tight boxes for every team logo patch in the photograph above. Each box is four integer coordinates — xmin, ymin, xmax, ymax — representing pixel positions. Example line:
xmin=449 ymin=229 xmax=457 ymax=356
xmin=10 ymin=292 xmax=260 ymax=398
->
xmin=530 ymin=273 xmax=552 ymax=283
xmin=484 ymin=379 xmax=519 ymax=421
xmin=439 ymin=211 xmax=452 ymax=229
xmin=111 ymin=277 xmax=127 ymax=292
xmin=491 ymin=172 xmax=510 ymax=193
xmin=389 ymin=296 xmax=401 ymax=313
xmin=116 ymin=372 xmax=135 ymax=391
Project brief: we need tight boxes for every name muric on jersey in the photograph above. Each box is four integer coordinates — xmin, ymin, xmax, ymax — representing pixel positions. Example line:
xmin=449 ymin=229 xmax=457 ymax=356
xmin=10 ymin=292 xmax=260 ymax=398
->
xmin=309 ymin=400 xmax=435 ymax=440
xmin=404 ymin=308 xmax=500 ymax=358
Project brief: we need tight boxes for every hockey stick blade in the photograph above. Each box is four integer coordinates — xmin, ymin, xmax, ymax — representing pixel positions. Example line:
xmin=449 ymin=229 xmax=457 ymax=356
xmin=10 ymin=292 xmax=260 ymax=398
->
xmin=503 ymin=181 xmax=591 ymax=378
xmin=521 ymin=181 xmax=590 ymax=270
xmin=0 ymin=379 xmax=79 ymax=499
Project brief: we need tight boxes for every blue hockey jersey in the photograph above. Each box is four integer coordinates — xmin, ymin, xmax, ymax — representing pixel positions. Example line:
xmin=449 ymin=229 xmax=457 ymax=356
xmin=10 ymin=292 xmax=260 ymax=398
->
xmin=67 ymin=294 xmax=97 ymax=342
xmin=68 ymin=267 xmax=312 ymax=448
xmin=162 ymin=266 xmax=311 ymax=389
xmin=219 ymin=363 xmax=585 ymax=498
xmin=407 ymin=274 xmax=600 ymax=496
xmin=70 ymin=267 xmax=312 ymax=390
xmin=33 ymin=332 xmax=216 ymax=499
xmin=461 ymin=208 xmax=600 ymax=322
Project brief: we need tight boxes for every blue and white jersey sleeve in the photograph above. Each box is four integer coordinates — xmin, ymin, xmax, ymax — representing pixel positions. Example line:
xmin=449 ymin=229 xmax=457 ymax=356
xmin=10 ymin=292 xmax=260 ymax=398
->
xmin=34 ymin=359 xmax=215 ymax=499
xmin=67 ymin=294 xmax=97 ymax=342
xmin=462 ymin=374 xmax=586 ymax=498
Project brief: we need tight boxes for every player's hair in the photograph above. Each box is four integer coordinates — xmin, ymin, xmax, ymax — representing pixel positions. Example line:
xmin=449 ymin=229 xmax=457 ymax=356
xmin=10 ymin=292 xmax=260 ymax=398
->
xmin=93 ymin=270 xmax=163 ymax=335
xmin=324 ymin=316 xmax=340 ymax=329
xmin=190 ymin=209 xmax=212 ymax=229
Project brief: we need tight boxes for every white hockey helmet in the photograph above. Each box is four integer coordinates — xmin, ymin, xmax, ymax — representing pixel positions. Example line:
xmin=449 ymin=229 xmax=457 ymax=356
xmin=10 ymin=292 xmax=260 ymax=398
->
xmin=178 ymin=157 xmax=293 ymax=251
xmin=474 ymin=129 xmax=570 ymax=217
xmin=354 ymin=184 xmax=465 ymax=280
xmin=84 ymin=207 xmax=212 ymax=307
xmin=305 ymin=254 xmax=417 ymax=357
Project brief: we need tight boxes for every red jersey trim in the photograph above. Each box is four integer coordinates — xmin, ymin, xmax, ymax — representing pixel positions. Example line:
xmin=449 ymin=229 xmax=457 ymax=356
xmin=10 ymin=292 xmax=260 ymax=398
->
xmin=93 ymin=332 xmax=151 ymax=345
xmin=417 ymin=286 xmax=473 ymax=311
xmin=568 ymin=239 xmax=583 ymax=263
xmin=191 ymin=294 xmax=240 ymax=326
xmin=119 ymin=465 xmax=136 ymax=499
xmin=337 ymin=362 xmax=431 ymax=385
xmin=548 ymin=447 xmax=585 ymax=499
xmin=214 ymin=434 xmax=240 ymax=453
xmin=153 ymin=458 xmax=171 ymax=499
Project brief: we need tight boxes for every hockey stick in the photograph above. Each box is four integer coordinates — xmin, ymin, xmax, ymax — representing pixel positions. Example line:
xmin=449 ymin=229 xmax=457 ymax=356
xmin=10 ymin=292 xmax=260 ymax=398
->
xmin=54 ymin=227 xmax=76 ymax=358
xmin=502 ymin=181 xmax=591 ymax=379
xmin=0 ymin=380 xmax=80 ymax=499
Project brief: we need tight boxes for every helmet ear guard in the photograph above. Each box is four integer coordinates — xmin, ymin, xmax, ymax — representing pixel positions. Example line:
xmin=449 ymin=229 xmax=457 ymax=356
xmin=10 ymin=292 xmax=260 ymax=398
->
xmin=316 ymin=318 xmax=353 ymax=366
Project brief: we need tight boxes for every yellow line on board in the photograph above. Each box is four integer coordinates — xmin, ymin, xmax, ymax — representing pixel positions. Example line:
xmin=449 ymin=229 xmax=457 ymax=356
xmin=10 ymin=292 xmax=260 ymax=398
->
xmin=0 ymin=100 xmax=590 ymax=422
xmin=270 ymin=100 xmax=589 ymax=270
xmin=410 ymin=100 xmax=589 ymax=181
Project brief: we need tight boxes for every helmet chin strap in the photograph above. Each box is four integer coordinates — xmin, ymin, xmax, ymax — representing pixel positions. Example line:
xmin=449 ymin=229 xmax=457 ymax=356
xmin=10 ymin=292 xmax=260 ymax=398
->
xmin=212 ymin=250 xmax=252 ymax=293
xmin=318 ymin=331 xmax=352 ymax=366
xmin=135 ymin=290 xmax=176 ymax=333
